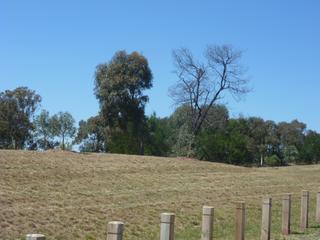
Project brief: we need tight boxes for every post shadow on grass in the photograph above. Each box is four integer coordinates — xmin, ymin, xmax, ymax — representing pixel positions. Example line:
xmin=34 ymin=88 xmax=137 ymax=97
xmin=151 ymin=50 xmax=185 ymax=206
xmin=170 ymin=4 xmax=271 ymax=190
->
xmin=291 ymin=230 xmax=306 ymax=235
xmin=309 ymin=224 xmax=320 ymax=229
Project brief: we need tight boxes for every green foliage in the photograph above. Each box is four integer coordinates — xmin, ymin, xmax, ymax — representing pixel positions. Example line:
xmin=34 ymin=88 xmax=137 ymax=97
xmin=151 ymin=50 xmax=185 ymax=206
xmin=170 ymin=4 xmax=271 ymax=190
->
xmin=265 ymin=154 xmax=282 ymax=167
xmin=196 ymin=119 xmax=254 ymax=165
xmin=283 ymin=145 xmax=299 ymax=164
xmin=172 ymin=124 xmax=195 ymax=157
xmin=75 ymin=115 xmax=105 ymax=152
xmin=170 ymin=45 xmax=249 ymax=137
xmin=106 ymin=128 xmax=145 ymax=154
xmin=94 ymin=51 xmax=153 ymax=154
xmin=51 ymin=112 xmax=76 ymax=150
xmin=160 ymin=104 xmax=320 ymax=166
xmin=166 ymin=104 xmax=193 ymax=156
xmin=298 ymin=130 xmax=320 ymax=164
xmin=278 ymin=120 xmax=306 ymax=148
xmin=167 ymin=104 xmax=229 ymax=157
xmin=144 ymin=113 xmax=171 ymax=156
xmin=190 ymin=115 xmax=319 ymax=166
xmin=201 ymin=104 xmax=229 ymax=131
xmin=0 ymin=53 xmax=319 ymax=167
xmin=0 ymin=87 xmax=41 ymax=149
xmin=33 ymin=110 xmax=59 ymax=150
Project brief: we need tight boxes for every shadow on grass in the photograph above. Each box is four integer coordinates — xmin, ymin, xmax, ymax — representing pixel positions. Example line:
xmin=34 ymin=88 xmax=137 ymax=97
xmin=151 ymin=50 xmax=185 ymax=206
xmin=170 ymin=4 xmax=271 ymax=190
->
xmin=309 ymin=224 xmax=320 ymax=229
xmin=291 ymin=225 xmax=320 ymax=234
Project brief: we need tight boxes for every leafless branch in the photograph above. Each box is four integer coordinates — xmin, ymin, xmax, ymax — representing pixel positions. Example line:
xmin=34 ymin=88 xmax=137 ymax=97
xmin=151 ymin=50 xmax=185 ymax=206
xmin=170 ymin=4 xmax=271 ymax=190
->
xmin=170 ymin=44 xmax=250 ymax=135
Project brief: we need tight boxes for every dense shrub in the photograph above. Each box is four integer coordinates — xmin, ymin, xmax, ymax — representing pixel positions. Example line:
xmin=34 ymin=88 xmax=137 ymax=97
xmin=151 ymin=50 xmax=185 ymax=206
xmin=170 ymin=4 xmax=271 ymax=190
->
xmin=265 ymin=155 xmax=282 ymax=166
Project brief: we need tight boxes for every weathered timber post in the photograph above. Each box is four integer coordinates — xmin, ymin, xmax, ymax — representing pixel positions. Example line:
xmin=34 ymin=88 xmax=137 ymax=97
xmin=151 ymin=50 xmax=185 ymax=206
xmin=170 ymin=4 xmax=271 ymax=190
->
xmin=235 ymin=202 xmax=245 ymax=240
xmin=107 ymin=221 xmax=124 ymax=240
xmin=282 ymin=194 xmax=291 ymax=235
xmin=300 ymin=190 xmax=309 ymax=231
xmin=261 ymin=198 xmax=272 ymax=240
xmin=316 ymin=190 xmax=320 ymax=223
xmin=26 ymin=234 xmax=45 ymax=240
xmin=160 ymin=213 xmax=175 ymax=240
xmin=201 ymin=206 xmax=214 ymax=240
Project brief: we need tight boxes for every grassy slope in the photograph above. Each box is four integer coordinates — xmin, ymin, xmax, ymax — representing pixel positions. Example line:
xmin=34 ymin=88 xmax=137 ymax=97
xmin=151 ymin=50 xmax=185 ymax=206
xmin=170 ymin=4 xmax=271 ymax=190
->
xmin=0 ymin=150 xmax=319 ymax=240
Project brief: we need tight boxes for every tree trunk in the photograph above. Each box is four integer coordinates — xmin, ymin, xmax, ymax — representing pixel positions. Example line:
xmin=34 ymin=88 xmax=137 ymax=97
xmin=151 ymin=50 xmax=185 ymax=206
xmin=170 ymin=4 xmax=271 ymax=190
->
xmin=62 ymin=135 xmax=65 ymax=150
xmin=11 ymin=136 xmax=16 ymax=149
xmin=44 ymin=135 xmax=47 ymax=150
xmin=139 ymin=138 xmax=144 ymax=155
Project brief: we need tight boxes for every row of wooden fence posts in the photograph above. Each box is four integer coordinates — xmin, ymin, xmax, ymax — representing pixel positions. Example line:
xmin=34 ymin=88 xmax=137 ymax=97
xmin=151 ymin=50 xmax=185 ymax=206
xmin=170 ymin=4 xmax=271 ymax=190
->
xmin=26 ymin=190 xmax=320 ymax=240
xmin=236 ymin=190 xmax=320 ymax=240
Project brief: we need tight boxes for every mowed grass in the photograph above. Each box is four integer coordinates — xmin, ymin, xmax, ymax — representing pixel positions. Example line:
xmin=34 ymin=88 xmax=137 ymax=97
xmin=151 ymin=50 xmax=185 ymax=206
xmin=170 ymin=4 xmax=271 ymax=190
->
xmin=0 ymin=150 xmax=319 ymax=240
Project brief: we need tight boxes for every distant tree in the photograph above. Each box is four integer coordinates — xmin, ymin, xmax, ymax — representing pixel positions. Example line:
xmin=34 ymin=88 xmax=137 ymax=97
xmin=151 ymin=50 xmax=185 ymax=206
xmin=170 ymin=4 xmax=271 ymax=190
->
xmin=170 ymin=45 xmax=249 ymax=154
xmin=202 ymin=104 xmax=229 ymax=131
xmin=168 ymin=104 xmax=229 ymax=156
xmin=0 ymin=87 xmax=41 ymax=149
xmin=265 ymin=154 xmax=282 ymax=167
xmin=278 ymin=120 xmax=306 ymax=148
xmin=194 ymin=116 xmax=304 ymax=166
xmin=245 ymin=117 xmax=268 ymax=166
xmin=75 ymin=115 xmax=105 ymax=152
xmin=264 ymin=120 xmax=281 ymax=156
xmin=196 ymin=118 xmax=254 ymax=165
xmin=299 ymin=130 xmax=320 ymax=164
xmin=51 ymin=112 xmax=76 ymax=150
xmin=94 ymin=50 xmax=153 ymax=154
xmin=33 ymin=110 xmax=58 ymax=150
xmin=144 ymin=113 xmax=171 ymax=156
xmin=167 ymin=104 xmax=194 ymax=156
xmin=283 ymin=145 xmax=299 ymax=164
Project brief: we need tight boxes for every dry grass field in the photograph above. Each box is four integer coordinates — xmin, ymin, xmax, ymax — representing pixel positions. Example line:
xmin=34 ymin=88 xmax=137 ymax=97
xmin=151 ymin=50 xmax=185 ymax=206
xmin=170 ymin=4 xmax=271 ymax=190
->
xmin=0 ymin=150 xmax=320 ymax=240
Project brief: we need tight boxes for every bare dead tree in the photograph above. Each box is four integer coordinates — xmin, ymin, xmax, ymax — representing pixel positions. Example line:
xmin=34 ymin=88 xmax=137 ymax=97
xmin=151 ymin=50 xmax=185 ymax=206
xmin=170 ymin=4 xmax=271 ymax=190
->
xmin=169 ymin=44 xmax=250 ymax=136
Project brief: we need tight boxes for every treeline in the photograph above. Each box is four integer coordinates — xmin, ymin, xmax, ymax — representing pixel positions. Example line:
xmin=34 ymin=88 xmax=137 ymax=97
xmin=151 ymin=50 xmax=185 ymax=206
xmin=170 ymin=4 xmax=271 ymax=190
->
xmin=76 ymin=104 xmax=320 ymax=166
xmin=1 ymin=45 xmax=319 ymax=166
xmin=0 ymin=87 xmax=76 ymax=150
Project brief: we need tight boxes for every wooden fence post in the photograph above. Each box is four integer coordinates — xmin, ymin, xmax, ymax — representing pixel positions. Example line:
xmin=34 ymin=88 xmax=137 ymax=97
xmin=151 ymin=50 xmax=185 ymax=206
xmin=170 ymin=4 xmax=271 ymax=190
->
xmin=282 ymin=194 xmax=291 ymax=235
xmin=300 ymin=190 xmax=309 ymax=231
xmin=201 ymin=206 xmax=214 ymax=240
xmin=235 ymin=201 xmax=245 ymax=240
xmin=261 ymin=198 xmax=272 ymax=240
xmin=26 ymin=234 xmax=45 ymax=240
xmin=317 ymin=190 xmax=320 ymax=223
xmin=160 ymin=213 xmax=175 ymax=240
xmin=107 ymin=221 xmax=124 ymax=240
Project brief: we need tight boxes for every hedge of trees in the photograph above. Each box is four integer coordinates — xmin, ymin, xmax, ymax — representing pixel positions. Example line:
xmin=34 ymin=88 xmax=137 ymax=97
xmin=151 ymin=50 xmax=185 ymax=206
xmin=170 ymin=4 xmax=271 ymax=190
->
xmin=77 ymin=102 xmax=319 ymax=166
xmin=0 ymin=87 xmax=76 ymax=150
xmin=1 ymin=46 xmax=320 ymax=166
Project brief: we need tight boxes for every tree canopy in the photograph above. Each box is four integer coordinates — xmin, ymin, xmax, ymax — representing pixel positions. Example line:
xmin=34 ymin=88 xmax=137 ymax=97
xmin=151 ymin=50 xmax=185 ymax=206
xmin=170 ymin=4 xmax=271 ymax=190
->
xmin=51 ymin=112 xmax=76 ymax=150
xmin=75 ymin=115 xmax=105 ymax=152
xmin=0 ymin=87 xmax=41 ymax=149
xmin=33 ymin=110 xmax=58 ymax=150
xmin=1 ymin=47 xmax=320 ymax=167
xmin=94 ymin=50 xmax=153 ymax=154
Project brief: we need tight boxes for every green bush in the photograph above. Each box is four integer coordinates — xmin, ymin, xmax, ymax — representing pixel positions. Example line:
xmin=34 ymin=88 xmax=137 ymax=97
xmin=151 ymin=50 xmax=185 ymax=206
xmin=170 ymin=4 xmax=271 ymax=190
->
xmin=265 ymin=155 xmax=281 ymax=166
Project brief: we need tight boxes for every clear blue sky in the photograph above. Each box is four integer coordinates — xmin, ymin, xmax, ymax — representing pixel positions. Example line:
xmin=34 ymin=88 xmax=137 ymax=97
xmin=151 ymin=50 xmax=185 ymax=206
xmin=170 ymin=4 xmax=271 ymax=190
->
xmin=1 ymin=1 xmax=319 ymax=131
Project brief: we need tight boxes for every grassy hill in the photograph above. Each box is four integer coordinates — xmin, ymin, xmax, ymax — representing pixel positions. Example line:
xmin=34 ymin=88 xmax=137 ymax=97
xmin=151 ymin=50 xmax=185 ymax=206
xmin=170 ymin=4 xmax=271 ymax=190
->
xmin=0 ymin=150 xmax=319 ymax=240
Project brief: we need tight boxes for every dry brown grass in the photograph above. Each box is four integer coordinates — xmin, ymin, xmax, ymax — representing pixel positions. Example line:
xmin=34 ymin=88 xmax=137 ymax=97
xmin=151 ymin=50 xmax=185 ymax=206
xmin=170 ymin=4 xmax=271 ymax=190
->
xmin=0 ymin=150 xmax=319 ymax=240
